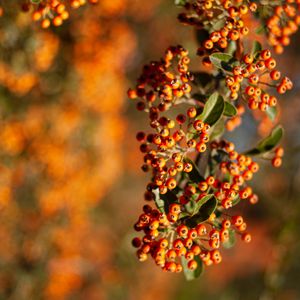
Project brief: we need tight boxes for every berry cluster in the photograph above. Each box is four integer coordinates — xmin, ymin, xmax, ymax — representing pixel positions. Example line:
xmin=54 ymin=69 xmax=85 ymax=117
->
xmin=129 ymin=0 xmax=295 ymax=279
xmin=210 ymin=140 xmax=260 ymax=208
xmin=265 ymin=1 xmax=300 ymax=54
xmin=132 ymin=202 xmax=252 ymax=272
xmin=225 ymin=49 xmax=292 ymax=110
xmin=178 ymin=0 xmax=258 ymax=65
xmin=21 ymin=0 xmax=98 ymax=28
xmin=136 ymin=108 xmax=211 ymax=195
xmin=128 ymin=46 xmax=193 ymax=113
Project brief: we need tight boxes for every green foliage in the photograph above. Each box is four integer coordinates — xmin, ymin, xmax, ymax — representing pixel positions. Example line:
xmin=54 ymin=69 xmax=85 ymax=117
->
xmin=223 ymin=229 xmax=236 ymax=249
xmin=224 ymin=101 xmax=238 ymax=117
xmin=153 ymin=189 xmax=177 ymax=214
xmin=185 ymin=196 xmax=218 ymax=227
xmin=182 ymin=255 xmax=203 ymax=281
xmin=251 ymin=41 xmax=262 ymax=57
xmin=197 ymin=92 xmax=225 ymax=126
xmin=209 ymin=53 xmax=237 ymax=72
xmin=266 ymin=106 xmax=278 ymax=122
xmin=174 ymin=0 xmax=187 ymax=6
xmin=183 ymin=194 xmax=215 ymax=217
xmin=245 ymin=125 xmax=284 ymax=155
xmin=185 ymin=158 xmax=205 ymax=183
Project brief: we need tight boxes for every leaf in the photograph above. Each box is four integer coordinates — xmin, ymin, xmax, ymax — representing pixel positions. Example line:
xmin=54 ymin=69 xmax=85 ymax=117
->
xmin=209 ymin=118 xmax=225 ymax=141
xmin=193 ymin=194 xmax=215 ymax=215
xmin=191 ymin=93 xmax=206 ymax=104
xmin=231 ymin=194 xmax=241 ymax=207
xmin=251 ymin=41 xmax=262 ymax=57
xmin=174 ymin=0 xmax=187 ymax=6
xmin=223 ymin=229 xmax=236 ymax=249
xmin=244 ymin=125 xmax=284 ymax=156
xmin=192 ymin=72 xmax=214 ymax=89
xmin=209 ymin=52 xmax=237 ymax=71
xmin=185 ymin=158 xmax=205 ymax=183
xmin=185 ymin=196 xmax=218 ymax=227
xmin=255 ymin=25 xmax=267 ymax=35
xmin=211 ymin=19 xmax=226 ymax=31
xmin=266 ymin=106 xmax=278 ymax=122
xmin=195 ymin=29 xmax=209 ymax=46
xmin=197 ymin=92 xmax=225 ymax=126
xmin=182 ymin=255 xmax=203 ymax=281
xmin=227 ymin=41 xmax=237 ymax=55
xmin=224 ymin=101 xmax=238 ymax=117
xmin=153 ymin=189 xmax=177 ymax=214
xmin=183 ymin=194 xmax=215 ymax=217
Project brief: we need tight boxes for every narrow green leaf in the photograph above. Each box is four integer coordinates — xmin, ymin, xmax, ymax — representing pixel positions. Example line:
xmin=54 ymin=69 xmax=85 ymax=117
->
xmin=193 ymin=194 xmax=215 ymax=215
xmin=153 ymin=189 xmax=177 ymax=214
xmin=183 ymin=194 xmax=215 ymax=217
xmin=195 ymin=29 xmax=209 ymax=46
xmin=255 ymin=25 xmax=267 ymax=35
xmin=192 ymin=72 xmax=214 ymax=89
xmin=251 ymin=41 xmax=262 ymax=56
xmin=182 ymin=255 xmax=203 ymax=281
xmin=227 ymin=41 xmax=237 ymax=55
xmin=209 ymin=118 xmax=225 ymax=141
xmin=197 ymin=92 xmax=225 ymax=126
xmin=209 ymin=53 xmax=237 ymax=71
xmin=174 ymin=0 xmax=187 ymax=6
xmin=266 ymin=106 xmax=277 ymax=122
xmin=153 ymin=189 xmax=165 ymax=213
xmin=185 ymin=196 xmax=218 ymax=227
xmin=185 ymin=158 xmax=205 ymax=183
xmin=224 ymin=101 xmax=238 ymax=117
xmin=244 ymin=125 xmax=284 ymax=156
xmin=223 ymin=229 xmax=236 ymax=249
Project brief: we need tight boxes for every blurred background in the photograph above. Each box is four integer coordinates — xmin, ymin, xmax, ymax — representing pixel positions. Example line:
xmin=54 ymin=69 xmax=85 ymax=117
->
xmin=0 ymin=1 xmax=299 ymax=299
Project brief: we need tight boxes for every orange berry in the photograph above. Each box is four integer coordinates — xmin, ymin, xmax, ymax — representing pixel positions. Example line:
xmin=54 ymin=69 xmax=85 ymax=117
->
xmin=272 ymin=157 xmax=282 ymax=167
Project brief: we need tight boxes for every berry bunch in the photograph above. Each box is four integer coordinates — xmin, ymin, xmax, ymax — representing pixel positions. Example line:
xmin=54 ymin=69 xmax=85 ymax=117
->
xmin=130 ymin=0 xmax=295 ymax=280
xmin=132 ymin=202 xmax=252 ymax=272
xmin=20 ymin=0 xmax=98 ymax=28
xmin=224 ymin=49 xmax=292 ymax=110
xmin=135 ymin=106 xmax=212 ymax=195
xmin=128 ymin=46 xmax=193 ymax=113
xmin=264 ymin=1 xmax=300 ymax=54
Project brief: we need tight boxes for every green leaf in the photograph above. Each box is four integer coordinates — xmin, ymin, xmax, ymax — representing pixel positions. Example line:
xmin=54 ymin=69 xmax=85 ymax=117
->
xmin=255 ymin=25 xmax=267 ymax=35
xmin=209 ymin=118 xmax=225 ymax=141
xmin=174 ymin=0 xmax=187 ymax=6
xmin=244 ymin=125 xmax=284 ymax=156
xmin=227 ymin=41 xmax=237 ymax=55
xmin=209 ymin=53 xmax=237 ymax=71
xmin=197 ymin=92 xmax=225 ymax=126
xmin=224 ymin=101 xmax=238 ymax=117
xmin=211 ymin=19 xmax=226 ymax=31
xmin=193 ymin=194 xmax=215 ymax=215
xmin=223 ymin=229 xmax=236 ymax=249
xmin=195 ymin=29 xmax=209 ymax=46
xmin=231 ymin=194 xmax=241 ymax=207
xmin=266 ymin=106 xmax=277 ymax=122
xmin=183 ymin=194 xmax=215 ymax=217
xmin=153 ymin=189 xmax=177 ymax=214
xmin=185 ymin=196 xmax=218 ymax=227
xmin=191 ymin=93 xmax=206 ymax=103
xmin=251 ymin=41 xmax=262 ymax=57
xmin=182 ymin=255 xmax=203 ymax=281
xmin=185 ymin=158 xmax=205 ymax=183
xmin=192 ymin=72 xmax=214 ymax=89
